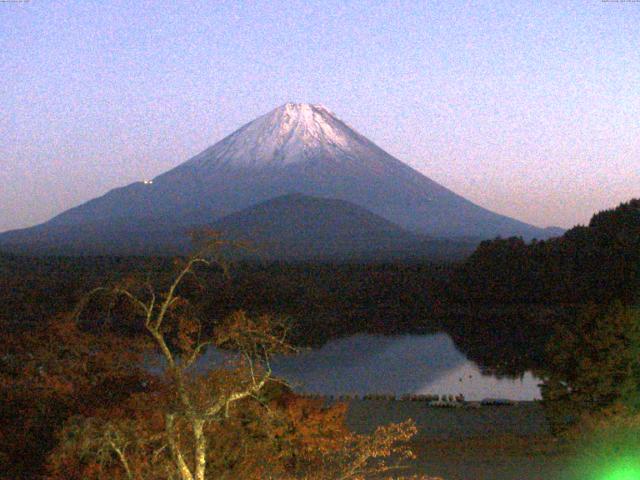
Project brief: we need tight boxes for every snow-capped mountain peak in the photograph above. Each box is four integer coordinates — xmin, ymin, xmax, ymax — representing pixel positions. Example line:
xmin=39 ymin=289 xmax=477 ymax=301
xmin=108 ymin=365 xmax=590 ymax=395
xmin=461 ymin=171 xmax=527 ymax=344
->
xmin=187 ymin=103 xmax=359 ymax=169
xmin=4 ymin=102 xmax=559 ymax=251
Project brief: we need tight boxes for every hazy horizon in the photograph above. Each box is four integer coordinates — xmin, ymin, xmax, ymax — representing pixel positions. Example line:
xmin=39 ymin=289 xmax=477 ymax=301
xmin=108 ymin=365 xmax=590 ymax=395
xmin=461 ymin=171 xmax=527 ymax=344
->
xmin=2 ymin=0 xmax=639 ymax=233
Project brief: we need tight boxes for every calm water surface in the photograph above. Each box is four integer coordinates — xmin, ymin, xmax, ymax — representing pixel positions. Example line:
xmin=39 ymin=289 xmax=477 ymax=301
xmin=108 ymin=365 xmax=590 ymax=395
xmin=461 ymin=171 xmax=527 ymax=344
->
xmin=198 ymin=333 xmax=541 ymax=401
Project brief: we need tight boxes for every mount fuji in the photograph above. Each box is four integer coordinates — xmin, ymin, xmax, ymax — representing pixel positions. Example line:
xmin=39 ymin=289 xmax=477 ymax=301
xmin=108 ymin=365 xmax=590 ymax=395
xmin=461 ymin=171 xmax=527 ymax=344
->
xmin=0 ymin=103 xmax=562 ymax=256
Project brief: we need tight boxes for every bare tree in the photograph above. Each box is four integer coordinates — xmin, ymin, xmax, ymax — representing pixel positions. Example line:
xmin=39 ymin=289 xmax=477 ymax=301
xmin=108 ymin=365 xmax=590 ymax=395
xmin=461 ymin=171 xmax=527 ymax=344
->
xmin=70 ymin=234 xmax=292 ymax=480
xmin=55 ymin=234 xmax=441 ymax=480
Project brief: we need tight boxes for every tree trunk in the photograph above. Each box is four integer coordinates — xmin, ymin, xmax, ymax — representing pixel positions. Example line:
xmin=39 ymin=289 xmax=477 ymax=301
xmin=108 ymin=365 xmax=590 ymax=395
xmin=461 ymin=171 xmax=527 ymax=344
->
xmin=166 ymin=413 xmax=194 ymax=480
xmin=193 ymin=418 xmax=207 ymax=480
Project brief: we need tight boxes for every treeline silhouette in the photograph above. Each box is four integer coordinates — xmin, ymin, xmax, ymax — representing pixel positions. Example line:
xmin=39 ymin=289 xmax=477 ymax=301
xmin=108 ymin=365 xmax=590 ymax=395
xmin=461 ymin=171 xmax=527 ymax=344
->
xmin=446 ymin=199 xmax=640 ymax=374
xmin=452 ymin=199 xmax=640 ymax=306
xmin=0 ymin=254 xmax=450 ymax=340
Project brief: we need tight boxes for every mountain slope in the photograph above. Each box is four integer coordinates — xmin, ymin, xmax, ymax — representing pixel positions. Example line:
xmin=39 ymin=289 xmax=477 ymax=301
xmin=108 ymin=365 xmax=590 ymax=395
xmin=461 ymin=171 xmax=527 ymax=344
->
xmin=0 ymin=103 xmax=561 ymax=255
xmin=210 ymin=193 xmax=476 ymax=261
xmin=0 ymin=194 xmax=476 ymax=260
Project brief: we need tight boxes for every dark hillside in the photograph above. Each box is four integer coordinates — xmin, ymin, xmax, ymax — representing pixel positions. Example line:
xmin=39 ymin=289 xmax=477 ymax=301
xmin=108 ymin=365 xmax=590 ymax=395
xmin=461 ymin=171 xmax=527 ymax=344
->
xmin=441 ymin=199 xmax=640 ymax=374
xmin=453 ymin=199 xmax=640 ymax=306
xmin=211 ymin=193 xmax=476 ymax=261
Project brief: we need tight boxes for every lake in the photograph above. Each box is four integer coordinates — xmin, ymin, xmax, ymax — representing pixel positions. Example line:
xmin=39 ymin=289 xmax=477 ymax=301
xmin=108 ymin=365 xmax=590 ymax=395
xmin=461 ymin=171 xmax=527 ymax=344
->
xmin=199 ymin=333 xmax=541 ymax=401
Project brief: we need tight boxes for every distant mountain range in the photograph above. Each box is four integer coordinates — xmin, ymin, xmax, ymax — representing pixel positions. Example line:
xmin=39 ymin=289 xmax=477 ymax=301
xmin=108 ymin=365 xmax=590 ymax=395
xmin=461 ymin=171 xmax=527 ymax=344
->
xmin=0 ymin=103 xmax=563 ymax=258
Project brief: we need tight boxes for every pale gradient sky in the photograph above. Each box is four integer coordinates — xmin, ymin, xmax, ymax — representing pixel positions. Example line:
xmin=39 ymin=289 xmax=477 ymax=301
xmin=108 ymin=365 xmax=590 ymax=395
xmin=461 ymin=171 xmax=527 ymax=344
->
xmin=1 ymin=0 xmax=639 ymax=233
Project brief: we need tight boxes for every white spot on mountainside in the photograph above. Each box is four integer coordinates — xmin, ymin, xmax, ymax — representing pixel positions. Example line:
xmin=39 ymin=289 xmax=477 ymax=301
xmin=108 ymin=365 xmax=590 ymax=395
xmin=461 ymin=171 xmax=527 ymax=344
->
xmin=188 ymin=103 xmax=360 ymax=169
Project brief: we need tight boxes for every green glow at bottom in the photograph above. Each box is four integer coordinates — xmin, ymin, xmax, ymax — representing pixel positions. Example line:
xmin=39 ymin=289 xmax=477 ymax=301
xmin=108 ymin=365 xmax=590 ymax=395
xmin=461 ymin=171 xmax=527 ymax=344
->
xmin=599 ymin=459 xmax=640 ymax=480
xmin=561 ymin=425 xmax=640 ymax=480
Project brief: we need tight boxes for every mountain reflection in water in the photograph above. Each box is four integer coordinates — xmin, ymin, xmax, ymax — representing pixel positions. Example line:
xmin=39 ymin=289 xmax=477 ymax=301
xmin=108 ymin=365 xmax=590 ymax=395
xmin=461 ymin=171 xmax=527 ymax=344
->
xmin=197 ymin=333 xmax=541 ymax=401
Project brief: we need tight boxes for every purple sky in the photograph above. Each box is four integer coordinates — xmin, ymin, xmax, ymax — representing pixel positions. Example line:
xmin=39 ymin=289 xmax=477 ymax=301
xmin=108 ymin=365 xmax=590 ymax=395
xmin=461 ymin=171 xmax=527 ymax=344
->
xmin=1 ymin=0 xmax=638 ymax=233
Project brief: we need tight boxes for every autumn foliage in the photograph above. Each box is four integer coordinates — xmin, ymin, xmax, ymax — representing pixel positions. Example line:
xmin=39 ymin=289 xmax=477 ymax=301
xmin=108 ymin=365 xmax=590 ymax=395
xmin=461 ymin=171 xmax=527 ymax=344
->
xmin=1 ymin=243 xmax=441 ymax=479
xmin=0 ymin=316 xmax=149 ymax=478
